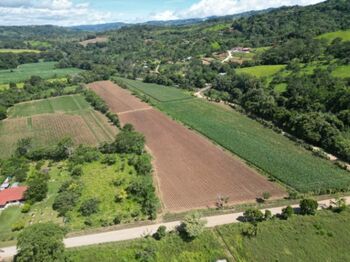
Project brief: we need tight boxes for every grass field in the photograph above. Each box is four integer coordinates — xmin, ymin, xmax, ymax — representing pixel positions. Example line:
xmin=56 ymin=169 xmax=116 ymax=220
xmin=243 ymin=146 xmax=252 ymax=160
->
xmin=0 ymin=157 xmax=145 ymax=243
xmin=316 ymin=30 xmax=350 ymax=43
xmin=67 ymin=209 xmax=350 ymax=262
xmin=0 ymin=62 xmax=82 ymax=84
xmin=0 ymin=95 xmax=117 ymax=158
xmin=236 ymin=65 xmax=286 ymax=78
xmin=120 ymin=79 xmax=350 ymax=193
xmin=0 ymin=49 xmax=41 ymax=53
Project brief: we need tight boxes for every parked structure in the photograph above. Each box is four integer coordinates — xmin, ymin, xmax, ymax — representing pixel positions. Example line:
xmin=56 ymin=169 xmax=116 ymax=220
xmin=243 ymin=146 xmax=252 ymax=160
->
xmin=0 ymin=186 xmax=27 ymax=210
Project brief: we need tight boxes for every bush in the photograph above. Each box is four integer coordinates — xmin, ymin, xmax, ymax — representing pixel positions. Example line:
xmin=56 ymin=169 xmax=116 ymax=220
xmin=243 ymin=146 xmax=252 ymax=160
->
xmin=79 ymin=198 xmax=100 ymax=216
xmin=71 ymin=165 xmax=83 ymax=177
xmin=153 ymin=226 xmax=167 ymax=240
xmin=25 ymin=172 xmax=49 ymax=203
xmin=101 ymin=154 xmax=117 ymax=165
xmin=281 ymin=205 xmax=294 ymax=220
xmin=300 ymin=199 xmax=318 ymax=215
xmin=21 ymin=203 xmax=31 ymax=213
xmin=12 ymin=220 xmax=25 ymax=232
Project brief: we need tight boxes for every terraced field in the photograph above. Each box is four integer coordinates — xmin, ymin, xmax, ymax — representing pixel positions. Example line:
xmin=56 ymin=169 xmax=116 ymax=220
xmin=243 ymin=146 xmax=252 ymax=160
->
xmin=0 ymin=95 xmax=117 ymax=158
xmin=118 ymin=78 xmax=350 ymax=193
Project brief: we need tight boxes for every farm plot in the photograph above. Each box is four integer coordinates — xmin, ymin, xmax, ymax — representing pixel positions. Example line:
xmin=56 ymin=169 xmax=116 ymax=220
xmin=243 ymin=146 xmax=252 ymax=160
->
xmin=88 ymin=81 xmax=285 ymax=212
xmin=80 ymin=37 xmax=108 ymax=47
xmin=0 ymin=61 xmax=82 ymax=84
xmin=119 ymin=79 xmax=350 ymax=193
xmin=0 ymin=95 xmax=117 ymax=158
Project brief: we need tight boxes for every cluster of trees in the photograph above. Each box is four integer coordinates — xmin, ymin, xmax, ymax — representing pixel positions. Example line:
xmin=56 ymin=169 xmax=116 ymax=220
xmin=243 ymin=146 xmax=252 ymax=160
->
xmin=0 ymin=52 xmax=39 ymax=69
xmin=327 ymin=38 xmax=350 ymax=63
xmin=211 ymin=68 xmax=350 ymax=163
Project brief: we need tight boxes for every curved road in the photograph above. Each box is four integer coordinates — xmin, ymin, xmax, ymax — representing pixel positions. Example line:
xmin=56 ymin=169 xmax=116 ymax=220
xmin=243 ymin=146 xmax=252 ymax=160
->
xmin=1 ymin=196 xmax=348 ymax=260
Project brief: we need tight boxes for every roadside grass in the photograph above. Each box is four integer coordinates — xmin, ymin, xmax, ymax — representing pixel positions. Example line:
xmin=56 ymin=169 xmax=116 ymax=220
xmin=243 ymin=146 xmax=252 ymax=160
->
xmin=235 ymin=65 xmax=286 ymax=78
xmin=0 ymin=62 xmax=82 ymax=84
xmin=67 ymin=229 xmax=229 ymax=262
xmin=316 ymin=30 xmax=350 ymax=43
xmin=120 ymin=79 xmax=350 ymax=193
xmin=218 ymin=209 xmax=350 ymax=261
xmin=0 ymin=95 xmax=117 ymax=158
xmin=0 ymin=49 xmax=40 ymax=53
xmin=67 ymin=209 xmax=350 ymax=262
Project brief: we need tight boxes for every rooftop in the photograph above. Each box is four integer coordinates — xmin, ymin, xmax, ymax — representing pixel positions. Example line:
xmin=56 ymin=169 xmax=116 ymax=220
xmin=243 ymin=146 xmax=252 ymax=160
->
xmin=0 ymin=186 xmax=27 ymax=206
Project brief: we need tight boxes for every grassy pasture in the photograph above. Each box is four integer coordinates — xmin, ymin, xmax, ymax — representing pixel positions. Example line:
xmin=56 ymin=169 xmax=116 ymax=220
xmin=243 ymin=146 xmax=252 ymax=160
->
xmin=121 ymin=79 xmax=350 ymax=193
xmin=0 ymin=62 xmax=82 ymax=84
xmin=236 ymin=65 xmax=286 ymax=78
xmin=316 ymin=30 xmax=350 ymax=43
xmin=0 ymin=95 xmax=117 ymax=158
xmin=67 ymin=209 xmax=350 ymax=262
xmin=0 ymin=49 xmax=41 ymax=53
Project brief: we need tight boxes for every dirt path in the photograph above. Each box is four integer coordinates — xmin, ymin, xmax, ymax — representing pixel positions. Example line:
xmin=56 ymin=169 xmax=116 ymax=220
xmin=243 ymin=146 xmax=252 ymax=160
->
xmin=222 ymin=50 xmax=232 ymax=63
xmin=2 ymin=196 xmax=348 ymax=260
xmin=194 ymin=84 xmax=212 ymax=98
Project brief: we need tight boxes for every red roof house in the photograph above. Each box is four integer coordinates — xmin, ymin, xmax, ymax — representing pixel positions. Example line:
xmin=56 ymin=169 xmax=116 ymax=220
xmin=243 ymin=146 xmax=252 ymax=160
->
xmin=0 ymin=186 xmax=27 ymax=208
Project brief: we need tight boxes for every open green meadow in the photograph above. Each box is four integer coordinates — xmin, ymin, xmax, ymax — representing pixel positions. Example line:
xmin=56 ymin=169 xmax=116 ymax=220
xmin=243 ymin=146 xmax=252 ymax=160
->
xmin=316 ymin=30 xmax=350 ymax=43
xmin=0 ymin=62 xmax=82 ymax=84
xmin=235 ymin=65 xmax=286 ymax=78
xmin=0 ymin=49 xmax=41 ymax=53
xmin=0 ymin=95 xmax=117 ymax=158
xmin=119 ymin=79 xmax=350 ymax=193
xmin=67 ymin=209 xmax=350 ymax=262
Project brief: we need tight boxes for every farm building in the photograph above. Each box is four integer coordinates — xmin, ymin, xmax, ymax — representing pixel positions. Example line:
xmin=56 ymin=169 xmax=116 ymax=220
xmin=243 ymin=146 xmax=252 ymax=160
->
xmin=231 ymin=47 xmax=251 ymax=53
xmin=0 ymin=186 xmax=27 ymax=210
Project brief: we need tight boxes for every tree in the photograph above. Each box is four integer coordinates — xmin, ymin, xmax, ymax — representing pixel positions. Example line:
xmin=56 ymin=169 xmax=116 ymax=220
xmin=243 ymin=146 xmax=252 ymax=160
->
xmin=300 ymin=199 xmax=318 ymax=215
xmin=16 ymin=223 xmax=65 ymax=262
xmin=281 ymin=205 xmax=294 ymax=220
xmin=112 ymin=128 xmax=145 ymax=154
xmin=243 ymin=208 xmax=264 ymax=224
xmin=179 ymin=212 xmax=207 ymax=239
xmin=331 ymin=198 xmax=347 ymax=213
xmin=25 ymin=173 xmax=49 ymax=203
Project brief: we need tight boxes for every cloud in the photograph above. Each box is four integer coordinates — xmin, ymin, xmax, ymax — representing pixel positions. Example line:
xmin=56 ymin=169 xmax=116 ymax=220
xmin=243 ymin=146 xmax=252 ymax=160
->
xmin=0 ymin=0 xmax=115 ymax=26
xmin=150 ymin=0 xmax=324 ymax=21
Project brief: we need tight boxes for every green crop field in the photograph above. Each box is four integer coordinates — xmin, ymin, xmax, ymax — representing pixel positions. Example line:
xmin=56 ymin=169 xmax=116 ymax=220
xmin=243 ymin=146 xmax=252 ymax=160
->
xmin=67 ymin=209 xmax=350 ymax=262
xmin=0 ymin=62 xmax=82 ymax=84
xmin=0 ymin=49 xmax=41 ymax=53
xmin=316 ymin=30 xmax=350 ymax=43
xmin=0 ymin=95 xmax=117 ymax=158
xmin=119 ymin=78 xmax=192 ymax=102
xmin=121 ymin=79 xmax=350 ymax=193
xmin=236 ymin=65 xmax=286 ymax=78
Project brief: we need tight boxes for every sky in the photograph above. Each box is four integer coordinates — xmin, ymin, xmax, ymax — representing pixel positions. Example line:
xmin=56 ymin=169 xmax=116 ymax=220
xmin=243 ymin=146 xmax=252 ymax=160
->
xmin=0 ymin=0 xmax=325 ymax=26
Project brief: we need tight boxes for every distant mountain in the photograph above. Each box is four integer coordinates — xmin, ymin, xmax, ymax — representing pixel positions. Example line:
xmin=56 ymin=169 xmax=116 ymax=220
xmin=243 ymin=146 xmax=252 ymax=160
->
xmin=69 ymin=9 xmax=271 ymax=32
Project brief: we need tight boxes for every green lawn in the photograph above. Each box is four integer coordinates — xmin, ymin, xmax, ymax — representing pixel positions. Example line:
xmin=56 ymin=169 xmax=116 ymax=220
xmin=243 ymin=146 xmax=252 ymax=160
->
xmin=236 ymin=65 xmax=286 ymax=78
xmin=0 ymin=62 xmax=82 ymax=84
xmin=0 ymin=49 xmax=41 ymax=53
xmin=316 ymin=30 xmax=350 ymax=43
xmin=120 ymin=79 xmax=350 ymax=193
xmin=67 ymin=209 xmax=350 ymax=262
xmin=0 ymin=95 xmax=117 ymax=158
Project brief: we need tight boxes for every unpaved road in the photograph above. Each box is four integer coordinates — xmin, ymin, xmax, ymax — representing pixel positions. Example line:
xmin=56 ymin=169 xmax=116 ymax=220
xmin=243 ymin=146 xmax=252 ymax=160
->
xmin=88 ymin=81 xmax=285 ymax=212
xmin=1 ymin=196 xmax=348 ymax=260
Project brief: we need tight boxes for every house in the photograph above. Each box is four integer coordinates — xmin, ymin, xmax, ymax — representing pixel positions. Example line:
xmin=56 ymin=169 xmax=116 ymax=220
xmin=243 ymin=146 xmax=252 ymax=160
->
xmin=0 ymin=186 xmax=27 ymax=210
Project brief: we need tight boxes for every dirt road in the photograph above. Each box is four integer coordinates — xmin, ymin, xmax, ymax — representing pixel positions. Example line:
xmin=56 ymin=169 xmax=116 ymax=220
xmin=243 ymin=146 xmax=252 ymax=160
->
xmin=1 ymin=196 xmax=348 ymax=260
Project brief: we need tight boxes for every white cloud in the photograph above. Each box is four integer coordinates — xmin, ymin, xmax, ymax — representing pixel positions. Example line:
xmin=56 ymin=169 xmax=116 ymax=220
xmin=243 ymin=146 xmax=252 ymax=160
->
xmin=151 ymin=0 xmax=324 ymax=21
xmin=0 ymin=0 xmax=116 ymax=26
xmin=150 ymin=10 xmax=179 ymax=21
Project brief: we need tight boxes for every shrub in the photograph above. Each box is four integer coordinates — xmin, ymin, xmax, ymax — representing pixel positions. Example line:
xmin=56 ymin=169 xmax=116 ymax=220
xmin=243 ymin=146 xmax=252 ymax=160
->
xmin=264 ymin=210 xmax=272 ymax=220
xmin=71 ymin=165 xmax=83 ymax=177
xmin=12 ymin=220 xmax=25 ymax=232
xmin=300 ymin=199 xmax=318 ymax=215
xmin=21 ymin=203 xmax=31 ymax=213
xmin=79 ymin=198 xmax=100 ymax=216
xmin=179 ymin=212 xmax=207 ymax=239
xmin=101 ymin=154 xmax=117 ymax=165
xmin=262 ymin=192 xmax=271 ymax=200
xmin=281 ymin=205 xmax=294 ymax=220
xmin=153 ymin=226 xmax=167 ymax=240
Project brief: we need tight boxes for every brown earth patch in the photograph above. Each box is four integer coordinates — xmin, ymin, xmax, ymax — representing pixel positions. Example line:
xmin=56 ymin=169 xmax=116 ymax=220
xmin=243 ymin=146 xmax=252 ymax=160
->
xmin=88 ymin=81 xmax=285 ymax=212
xmin=80 ymin=36 xmax=108 ymax=47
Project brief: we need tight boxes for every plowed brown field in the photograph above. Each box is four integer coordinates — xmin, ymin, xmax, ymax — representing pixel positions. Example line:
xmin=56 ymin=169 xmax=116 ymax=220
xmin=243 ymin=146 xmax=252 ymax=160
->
xmin=89 ymin=81 xmax=285 ymax=212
